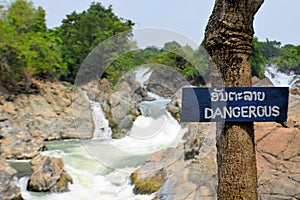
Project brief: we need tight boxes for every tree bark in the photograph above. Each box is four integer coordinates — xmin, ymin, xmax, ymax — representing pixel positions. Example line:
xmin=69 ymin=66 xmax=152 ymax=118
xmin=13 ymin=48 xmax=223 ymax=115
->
xmin=204 ymin=0 xmax=264 ymax=199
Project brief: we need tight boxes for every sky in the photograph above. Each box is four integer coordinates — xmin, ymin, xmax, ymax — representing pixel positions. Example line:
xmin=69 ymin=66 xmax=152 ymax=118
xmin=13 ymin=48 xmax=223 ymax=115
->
xmin=29 ymin=0 xmax=300 ymax=46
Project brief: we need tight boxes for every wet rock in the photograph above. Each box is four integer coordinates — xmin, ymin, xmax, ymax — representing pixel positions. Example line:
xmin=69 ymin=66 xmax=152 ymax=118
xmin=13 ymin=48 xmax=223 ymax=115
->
xmin=1 ymin=131 xmax=45 ymax=159
xmin=290 ymin=86 xmax=300 ymax=96
xmin=157 ymin=151 xmax=217 ymax=200
xmin=131 ymin=170 xmax=165 ymax=195
xmin=156 ymin=123 xmax=217 ymax=199
xmin=0 ymin=158 xmax=23 ymax=200
xmin=85 ymin=73 xmax=143 ymax=138
xmin=166 ymin=87 xmax=188 ymax=123
xmin=132 ymin=122 xmax=218 ymax=198
xmin=27 ymin=154 xmax=73 ymax=193
xmin=134 ymin=87 xmax=148 ymax=99
xmin=167 ymin=100 xmax=180 ymax=122
xmin=252 ymin=76 xmax=260 ymax=85
xmin=118 ymin=115 xmax=133 ymax=130
xmin=131 ymin=145 xmax=184 ymax=195
xmin=145 ymin=67 xmax=189 ymax=98
xmin=253 ymin=77 xmax=274 ymax=87
xmin=143 ymin=96 xmax=156 ymax=101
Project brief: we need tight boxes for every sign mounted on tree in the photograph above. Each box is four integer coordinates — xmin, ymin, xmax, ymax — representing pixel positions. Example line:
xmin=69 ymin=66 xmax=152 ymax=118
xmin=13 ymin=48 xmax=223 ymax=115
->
xmin=181 ymin=87 xmax=289 ymax=122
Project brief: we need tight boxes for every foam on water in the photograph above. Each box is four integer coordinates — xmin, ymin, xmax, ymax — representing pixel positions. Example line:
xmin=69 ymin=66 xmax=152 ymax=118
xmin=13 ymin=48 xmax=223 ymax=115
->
xmin=19 ymin=140 xmax=155 ymax=200
xmin=134 ymin=67 xmax=153 ymax=86
xmin=19 ymin=67 xmax=186 ymax=199
xmin=82 ymin=91 xmax=112 ymax=139
xmin=265 ymin=65 xmax=300 ymax=87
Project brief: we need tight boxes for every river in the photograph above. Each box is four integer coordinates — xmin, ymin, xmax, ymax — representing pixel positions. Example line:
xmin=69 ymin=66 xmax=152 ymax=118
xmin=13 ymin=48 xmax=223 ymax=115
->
xmin=18 ymin=67 xmax=186 ymax=200
xmin=265 ymin=65 xmax=300 ymax=87
xmin=16 ymin=65 xmax=299 ymax=199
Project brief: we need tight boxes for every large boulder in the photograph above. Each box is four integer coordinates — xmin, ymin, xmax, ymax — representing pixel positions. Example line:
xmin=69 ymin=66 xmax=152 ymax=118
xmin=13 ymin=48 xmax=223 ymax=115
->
xmin=256 ymin=121 xmax=300 ymax=200
xmin=131 ymin=145 xmax=184 ymax=195
xmin=145 ymin=67 xmax=190 ymax=98
xmin=0 ymin=79 xmax=94 ymax=159
xmin=155 ymin=122 xmax=217 ymax=199
xmin=157 ymin=150 xmax=217 ymax=200
xmin=0 ymin=158 xmax=23 ymax=200
xmin=27 ymin=154 xmax=73 ymax=193
xmin=167 ymin=100 xmax=180 ymax=122
xmin=288 ymin=94 xmax=300 ymax=127
xmin=131 ymin=123 xmax=217 ymax=199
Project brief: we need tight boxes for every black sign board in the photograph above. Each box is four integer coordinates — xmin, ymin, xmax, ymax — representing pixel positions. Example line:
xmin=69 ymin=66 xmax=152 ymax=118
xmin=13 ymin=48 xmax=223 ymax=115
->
xmin=181 ymin=87 xmax=289 ymax=122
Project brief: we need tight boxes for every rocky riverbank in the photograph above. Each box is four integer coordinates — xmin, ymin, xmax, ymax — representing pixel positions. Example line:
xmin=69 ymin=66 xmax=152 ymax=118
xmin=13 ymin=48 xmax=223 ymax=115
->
xmin=0 ymin=79 xmax=93 ymax=199
xmin=1 ymin=69 xmax=300 ymax=199
xmin=0 ymin=67 xmax=184 ymax=199
xmin=0 ymin=73 xmax=153 ymax=159
xmin=0 ymin=79 xmax=94 ymax=159
xmin=131 ymin=78 xmax=300 ymax=200
xmin=0 ymin=158 xmax=23 ymax=200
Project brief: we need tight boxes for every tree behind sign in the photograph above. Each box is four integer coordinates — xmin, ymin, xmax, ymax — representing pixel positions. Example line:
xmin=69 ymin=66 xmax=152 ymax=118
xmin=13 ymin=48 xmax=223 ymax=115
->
xmin=205 ymin=0 xmax=265 ymax=199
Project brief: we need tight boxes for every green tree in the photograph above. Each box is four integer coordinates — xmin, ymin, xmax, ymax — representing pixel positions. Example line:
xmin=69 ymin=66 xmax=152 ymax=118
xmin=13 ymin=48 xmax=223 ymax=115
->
xmin=103 ymin=40 xmax=211 ymax=86
xmin=251 ymin=37 xmax=266 ymax=78
xmin=0 ymin=0 xmax=67 ymax=82
xmin=57 ymin=2 xmax=134 ymax=83
xmin=205 ymin=0 xmax=264 ymax=199
xmin=32 ymin=6 xmax=47 ymax=32
xmin=7 ymin=0 xmax=35 ymax=33
xmin=152 ymin=42 xmax=210 ymax=85
xmin=261 ymin=38 xmax=281 ymax=61
xmin=105 ymin=50 xmax=147 ymax=84
xmin=276 ymin=45 xmax=300 ymax=73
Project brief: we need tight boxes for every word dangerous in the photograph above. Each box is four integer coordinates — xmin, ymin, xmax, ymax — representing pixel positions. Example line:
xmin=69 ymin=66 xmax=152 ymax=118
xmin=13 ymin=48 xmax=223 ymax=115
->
xmin=205 ymin=106 xmax=280 ymax=119
xmin=181 ymin=87 xmax=289 ymax=122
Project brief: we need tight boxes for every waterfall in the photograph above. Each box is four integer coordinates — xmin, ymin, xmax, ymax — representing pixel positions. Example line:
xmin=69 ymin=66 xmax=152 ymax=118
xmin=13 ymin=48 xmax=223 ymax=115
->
xmin=19 ymin=67 xmax=186 ymax=199
xmin=265 ymin=65 xmax=300 ymax=87
xmin=134 ymin=67 xmax=153 ymax=87
xmin=82 ymin=90 xmax=112 ymax=140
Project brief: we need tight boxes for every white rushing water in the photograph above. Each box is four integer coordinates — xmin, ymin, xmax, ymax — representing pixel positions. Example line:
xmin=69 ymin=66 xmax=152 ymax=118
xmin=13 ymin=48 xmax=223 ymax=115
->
xmin=82 ymin=91 xmax=112 ymax=140
xmin=19 ymin=67 xmax=186 ymax=200
xmin=134 ymin=67 xmax=153 ymax=87
xmin=265 ymin=65 xmax=300 ymax=87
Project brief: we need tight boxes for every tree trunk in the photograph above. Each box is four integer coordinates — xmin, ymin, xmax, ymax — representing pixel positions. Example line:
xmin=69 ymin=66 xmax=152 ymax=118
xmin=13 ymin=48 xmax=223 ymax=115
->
xmin=204 ymin=0 xmax=264 ymax=199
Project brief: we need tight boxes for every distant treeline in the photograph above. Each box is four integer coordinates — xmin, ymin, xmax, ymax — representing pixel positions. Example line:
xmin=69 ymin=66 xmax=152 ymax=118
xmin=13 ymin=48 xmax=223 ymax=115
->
xmin=252 ymin=37 xmax=300 ymax=77
xmin=0 ymin=0 xmax=299 ymax=86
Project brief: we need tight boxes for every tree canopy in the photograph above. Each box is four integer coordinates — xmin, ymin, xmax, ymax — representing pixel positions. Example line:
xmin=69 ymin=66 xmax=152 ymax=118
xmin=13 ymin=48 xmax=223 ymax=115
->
xmin=0 ymin=0 xmax=67 ymax=82
xmin=57 ymin=2 xmax=134 ymax=83
xmin=0 ymin=0 xmax=299 ymax=88
xmin=276 ymin=44 xmax=300 ymax=74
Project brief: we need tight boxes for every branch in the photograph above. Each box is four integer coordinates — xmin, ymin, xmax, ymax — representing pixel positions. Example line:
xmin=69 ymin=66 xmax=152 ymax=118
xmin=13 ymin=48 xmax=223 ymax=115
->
xmin=253 ymin=0 xmax=265 ymax=14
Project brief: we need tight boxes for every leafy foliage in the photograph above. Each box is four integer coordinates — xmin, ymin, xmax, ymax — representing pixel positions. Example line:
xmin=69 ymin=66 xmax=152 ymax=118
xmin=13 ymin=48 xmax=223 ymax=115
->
xmin=261 ymin=38 xmax=281 ymax=61
xmin=251 ymin=37 xmax=266 ymax=78
xmin=0 ymin=0 xmax=67 ymax=81
xmin=276 ymin=45 xmax=300 ymax=73
xmin=2 ymin=0 xmax=300 ymax=89
xmin=105 ymin=42 xmax=210 ymax=86
xmin=57 ymin=2 xmax=134 ymax=83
